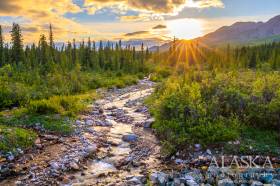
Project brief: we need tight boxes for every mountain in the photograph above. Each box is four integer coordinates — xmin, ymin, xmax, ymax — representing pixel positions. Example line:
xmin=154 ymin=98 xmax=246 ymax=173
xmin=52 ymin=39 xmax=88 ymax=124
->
xmin=150 ymin=15 xmax=280 ymax=51
xmin=198 ymin=15 xmax=280 ymax=45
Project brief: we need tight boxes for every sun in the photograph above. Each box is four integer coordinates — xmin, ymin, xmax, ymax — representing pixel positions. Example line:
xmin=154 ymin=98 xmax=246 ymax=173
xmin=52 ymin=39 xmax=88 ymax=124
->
xmin=166 ymin=18 xmax=203 ymax=40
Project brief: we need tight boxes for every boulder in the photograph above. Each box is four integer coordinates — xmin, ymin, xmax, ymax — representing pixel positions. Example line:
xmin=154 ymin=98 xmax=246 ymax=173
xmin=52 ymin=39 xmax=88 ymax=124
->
xmin=122 ymin=134 xmax=138 ymax=142
xmin=143 ymin=118 xmax=155 ymax=128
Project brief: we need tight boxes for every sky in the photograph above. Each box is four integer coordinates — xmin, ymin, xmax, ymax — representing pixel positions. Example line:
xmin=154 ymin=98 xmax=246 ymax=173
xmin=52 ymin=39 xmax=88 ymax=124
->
xmin=0 ymin=0 xmax=279 ymax=46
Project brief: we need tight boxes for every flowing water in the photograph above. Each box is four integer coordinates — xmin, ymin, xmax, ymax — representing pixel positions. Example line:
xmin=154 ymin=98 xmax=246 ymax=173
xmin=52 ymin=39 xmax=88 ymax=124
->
xmin=69 ymin=79 xmax=159 ymax=185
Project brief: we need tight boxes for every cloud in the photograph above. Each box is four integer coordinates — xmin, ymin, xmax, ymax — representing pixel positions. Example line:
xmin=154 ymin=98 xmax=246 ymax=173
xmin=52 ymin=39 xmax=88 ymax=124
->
xmin=84 ymin=0 xmax=224 ymax=16
xmin=0 ymin=0 xmax=88 ymax=43
xmin=125 ymin=31 xmax=150 ymax=36
xmin=153 ymin=24 xmax=167 ymax=29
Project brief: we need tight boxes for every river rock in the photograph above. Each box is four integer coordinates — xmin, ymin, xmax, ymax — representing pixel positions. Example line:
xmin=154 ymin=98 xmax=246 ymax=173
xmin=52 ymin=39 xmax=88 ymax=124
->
xmin=143 ymin=118 xmax=155 ymax=128
xmin=218 ymin=178 xmax=234 ymax=186
xmin=186 ymin=179 xmax=199 ymax=186
xmin=127 ymin=177 xmax=142 ymax=185
xmin=150 ymin=172 xmax=159 ymax=184
xmin=43 ymin=135 xmax=59 ymax=140
xmin=185 ymin=170 xmax=203 ymax=183
xmin=76 ymin=120 xmax=85 ymax=125
xmin=85 ymin=144 xmax=97 ymax=155
xmin=7 ymin=154 xmax=15 ymax=161
xmin=69 ymin=162 xmax=79 ymax=170
xmin=50 ymin=162 xmax=60 ymax=170
xmin=259 ymin=173 xmax=273 ymax=184
xmin=122 ymin=134 xmax=138 ymax=142
xmin=157 ymin=172 xmax=168 ymax=184
xmin=85 ymin=119 xmax=94 ymax=126
xmin=251 ymin=181 xmax=263 ymax=186
xmin=272 ymin=179 xmax=280 ymax=186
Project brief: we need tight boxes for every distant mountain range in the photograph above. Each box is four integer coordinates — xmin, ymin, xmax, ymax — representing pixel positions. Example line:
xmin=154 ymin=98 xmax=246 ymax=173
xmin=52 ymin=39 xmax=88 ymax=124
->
xmin=150 ymin=15 xmax=280 ymax=51
xmin=199 ymin=15 xmax=280 ymax=45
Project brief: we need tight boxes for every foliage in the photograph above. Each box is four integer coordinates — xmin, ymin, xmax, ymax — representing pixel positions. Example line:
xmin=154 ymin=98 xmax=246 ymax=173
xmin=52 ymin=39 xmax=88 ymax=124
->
xmin=147 ymin=70 xmax=280 ymax=155
xmin=0 ymin=125 xmax=37 ymax=153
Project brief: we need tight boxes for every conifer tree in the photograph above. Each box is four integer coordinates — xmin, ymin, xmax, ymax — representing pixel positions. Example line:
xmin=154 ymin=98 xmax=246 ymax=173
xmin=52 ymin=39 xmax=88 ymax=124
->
xmin=0 ymin=25 xmax=3 ymax=66
xmin=49 ymin=24 xmax=54 ymax=48
xmin=10 ymin=23 xmax=24 ymax=65
xmin=38 ymin=34 xmax=48 ymax=65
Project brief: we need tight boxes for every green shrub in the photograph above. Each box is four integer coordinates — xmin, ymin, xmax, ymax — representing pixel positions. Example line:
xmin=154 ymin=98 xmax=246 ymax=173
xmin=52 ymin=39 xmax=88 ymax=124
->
xmin=0 ymin=125 xmax=37 ymax=153
xmin=148 ymin=70 xmax=280 ymax=155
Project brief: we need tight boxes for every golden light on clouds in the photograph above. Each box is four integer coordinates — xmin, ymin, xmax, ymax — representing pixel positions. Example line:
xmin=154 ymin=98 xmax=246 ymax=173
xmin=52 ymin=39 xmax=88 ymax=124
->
xmin=0 ymin=0 xmax=224 ymax=43
xmin=84 ymin=0 xmax=224 ymax=19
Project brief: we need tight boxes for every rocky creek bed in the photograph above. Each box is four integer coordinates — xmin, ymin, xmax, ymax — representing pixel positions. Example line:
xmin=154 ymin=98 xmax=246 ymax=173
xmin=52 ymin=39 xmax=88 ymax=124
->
xmin=0 ymin=78 xmax=280 ymax=186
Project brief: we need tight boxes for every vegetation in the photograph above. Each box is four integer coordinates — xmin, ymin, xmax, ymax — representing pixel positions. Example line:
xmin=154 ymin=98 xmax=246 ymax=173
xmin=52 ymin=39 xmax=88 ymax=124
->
xmin=0 ymin=125 xmax=37 ymax=153
xmin=0 ymin=23 xmax=279 ymax=156
xmin=0 ymin=23 xmax=148 ymax=153
xmin=147 ymin=40 xmax=280 ymax=156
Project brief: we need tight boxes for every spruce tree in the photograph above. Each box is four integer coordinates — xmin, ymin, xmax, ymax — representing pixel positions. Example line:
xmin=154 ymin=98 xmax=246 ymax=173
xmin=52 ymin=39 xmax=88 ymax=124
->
xmin=0 ymin=25 xmax=3 ymax=66
xmin=49 ymin=24 xmax=54 ymax=48
xmin=38 ymin=34 xmax=48 ymax=65
xmin=10 ymin=23 xmax=24 ymax=65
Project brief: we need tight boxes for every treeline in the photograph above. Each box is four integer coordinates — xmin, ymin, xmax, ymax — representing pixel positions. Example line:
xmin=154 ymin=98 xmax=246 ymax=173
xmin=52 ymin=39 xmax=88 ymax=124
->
xmin=0 ymin=23 xmax=150 ymax=109
xmin=0 ymin=23 xmax=150 ymax=73
xmin=152 ymin=39 xmax=280 ymax=72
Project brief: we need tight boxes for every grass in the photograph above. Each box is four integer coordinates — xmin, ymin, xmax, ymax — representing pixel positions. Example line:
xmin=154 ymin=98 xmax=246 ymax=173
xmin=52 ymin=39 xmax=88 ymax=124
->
xmin=0 ymin=91 xmax=99 ymax=153
xmin=0 ymin=125 xmax=37 ymax=153
xmin=0 ymin=73 xmax=140 ymax=153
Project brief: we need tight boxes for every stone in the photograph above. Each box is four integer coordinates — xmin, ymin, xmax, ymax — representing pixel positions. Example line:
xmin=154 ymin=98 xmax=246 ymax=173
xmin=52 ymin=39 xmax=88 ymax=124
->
xmin=175 ymin=159 xmax=184 ymax=164
xmin=272 ymin=179 xmax=280 ymax=186
xmin=150 ymin=172 xmax=159 ymax=184
xmin=122 ymin=134 xmax=138 ymax=142
xmin=194 ymin=144 xmax=201 ymax=151
xmin=206 ymin=149 xmax=212 ymax=155
xmin=186 ymin=179 xmax=199 ymax=186
xmin=218 ymin=178 xmax=234 ymax=186
xmin=50 ymin=162 xmax=60 ymax=170
xmin=259 ymin=173 xmax=273 ymax=184
xmin=173 ymin=178 xmax=182 ymax=186
xmin=251 ymin=181 xmax=263 ymax=186
xmin=76 ymin=120 xmax=85 ymax=125
xmin=43 ymin=135 xmax=58 ymax=140
xmin=157 ymin=172 xmax=168 ymax=185
xmin=143 ymin=118 xmax=155 ymax=128
xmin=69 ymin=162 xmax=79 ymax=170
xmin=185 ymin=171 xmax=203 ymax=183
xmin=127 ymin=177 xmax=142 ymax=185
xmin=85 ymin=144 xmax=97 ymax=155
xmin=104 ymin=119 xmax=113 ymax=126
xmin=15 ymin=181 xmax=22 ymax=186
xmin=7 ymin=154 xmax=15 ymax=161
xmin=85 ymin=119 xmax=94 ymax=126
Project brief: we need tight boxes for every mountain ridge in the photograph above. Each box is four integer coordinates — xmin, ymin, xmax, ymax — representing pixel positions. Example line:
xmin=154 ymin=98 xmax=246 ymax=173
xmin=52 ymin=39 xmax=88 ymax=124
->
xmin=150 ymin=15 xmax=280 ymax=52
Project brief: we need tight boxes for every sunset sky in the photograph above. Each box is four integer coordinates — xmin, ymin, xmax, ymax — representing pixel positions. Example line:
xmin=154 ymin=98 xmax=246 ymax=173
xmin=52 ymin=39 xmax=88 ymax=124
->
xmin=0 ymin=0 xmax=279 ymax=45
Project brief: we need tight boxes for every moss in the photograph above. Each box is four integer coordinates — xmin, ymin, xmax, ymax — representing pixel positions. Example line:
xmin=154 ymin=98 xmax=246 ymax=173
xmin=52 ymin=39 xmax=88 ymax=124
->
xmin=0 ymin=125 xmax=37 ymax=153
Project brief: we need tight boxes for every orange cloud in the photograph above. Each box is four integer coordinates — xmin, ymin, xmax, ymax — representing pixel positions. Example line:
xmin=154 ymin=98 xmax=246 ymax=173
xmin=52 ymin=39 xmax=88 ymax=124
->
xmin=84 ymin=0 xmax=224 ymax=15
xmin=0 ymin=0 xmax=88 ymax=43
